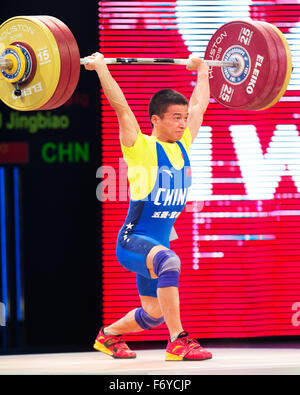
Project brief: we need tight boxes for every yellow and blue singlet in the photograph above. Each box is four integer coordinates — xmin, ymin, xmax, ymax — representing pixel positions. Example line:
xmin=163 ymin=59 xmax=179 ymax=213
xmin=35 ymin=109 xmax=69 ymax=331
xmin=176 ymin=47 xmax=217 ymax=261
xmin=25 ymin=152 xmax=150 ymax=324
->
xmin=116 ymin=127 xmax=192 ymax=297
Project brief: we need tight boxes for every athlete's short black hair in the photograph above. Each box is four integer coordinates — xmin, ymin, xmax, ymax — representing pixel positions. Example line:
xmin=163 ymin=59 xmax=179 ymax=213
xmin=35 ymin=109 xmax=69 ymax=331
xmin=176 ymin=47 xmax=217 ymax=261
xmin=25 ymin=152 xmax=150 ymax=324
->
xmin=148 ymin=89 xmax=188 ymax=125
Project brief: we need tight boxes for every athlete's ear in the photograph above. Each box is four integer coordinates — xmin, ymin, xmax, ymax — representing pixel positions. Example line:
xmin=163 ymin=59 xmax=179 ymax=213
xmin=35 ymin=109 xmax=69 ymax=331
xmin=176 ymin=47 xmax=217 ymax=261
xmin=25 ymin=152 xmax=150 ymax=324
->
xmin=151 ymin=114 xmax=160 ymax=127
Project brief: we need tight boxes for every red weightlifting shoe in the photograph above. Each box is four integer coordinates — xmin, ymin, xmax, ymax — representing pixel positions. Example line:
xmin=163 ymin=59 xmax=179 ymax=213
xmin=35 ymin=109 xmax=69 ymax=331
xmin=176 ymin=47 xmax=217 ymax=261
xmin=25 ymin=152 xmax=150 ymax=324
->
xmin=93 ymin=327 xmax=136 ymax=359
xmin=165 ymin=331 xmax=212 ymax=361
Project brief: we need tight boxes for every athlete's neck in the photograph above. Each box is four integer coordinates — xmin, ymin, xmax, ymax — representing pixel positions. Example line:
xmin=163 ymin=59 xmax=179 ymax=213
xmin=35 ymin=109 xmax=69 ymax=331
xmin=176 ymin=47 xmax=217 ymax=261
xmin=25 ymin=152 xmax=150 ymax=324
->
xmin=151 ymin=129 xmax=175 ymax=144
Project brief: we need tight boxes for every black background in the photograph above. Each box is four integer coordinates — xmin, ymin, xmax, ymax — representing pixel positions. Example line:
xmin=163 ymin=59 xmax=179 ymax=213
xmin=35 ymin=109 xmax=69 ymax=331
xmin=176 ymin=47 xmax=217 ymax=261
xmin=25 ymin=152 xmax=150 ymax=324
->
xmin=1 ymin=1 xmax=102 ymax=353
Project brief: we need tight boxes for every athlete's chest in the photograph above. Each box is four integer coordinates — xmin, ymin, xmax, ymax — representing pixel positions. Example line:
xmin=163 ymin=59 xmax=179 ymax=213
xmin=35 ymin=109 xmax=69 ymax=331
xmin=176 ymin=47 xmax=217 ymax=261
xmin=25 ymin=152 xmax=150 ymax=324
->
xmin=150 ymin=142 xmax=192 ymax=206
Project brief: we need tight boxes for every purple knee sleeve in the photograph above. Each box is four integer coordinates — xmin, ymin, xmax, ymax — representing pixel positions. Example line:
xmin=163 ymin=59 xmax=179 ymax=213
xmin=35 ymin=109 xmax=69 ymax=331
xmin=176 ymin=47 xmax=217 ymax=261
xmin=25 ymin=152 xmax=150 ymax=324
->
xmin=152 ymin=249 xmax=181 ymax=288
xmin=134 ymin=307 xmax=164 ymax=330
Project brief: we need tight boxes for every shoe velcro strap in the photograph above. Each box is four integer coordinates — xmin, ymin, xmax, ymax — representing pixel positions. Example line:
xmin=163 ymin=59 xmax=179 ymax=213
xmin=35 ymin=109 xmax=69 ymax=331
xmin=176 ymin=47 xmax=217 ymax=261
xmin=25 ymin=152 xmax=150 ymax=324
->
xmin=104 ymin=338 xmax=121 ymax=348
xmin=105 ymin=338 xmax=128 ymax=349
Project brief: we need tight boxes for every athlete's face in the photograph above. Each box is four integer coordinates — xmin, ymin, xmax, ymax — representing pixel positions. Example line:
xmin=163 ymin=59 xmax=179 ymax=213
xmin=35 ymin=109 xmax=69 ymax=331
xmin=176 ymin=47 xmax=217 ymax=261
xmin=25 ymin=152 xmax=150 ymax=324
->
xmin=152 ymin=104 xmax=189 ymax=143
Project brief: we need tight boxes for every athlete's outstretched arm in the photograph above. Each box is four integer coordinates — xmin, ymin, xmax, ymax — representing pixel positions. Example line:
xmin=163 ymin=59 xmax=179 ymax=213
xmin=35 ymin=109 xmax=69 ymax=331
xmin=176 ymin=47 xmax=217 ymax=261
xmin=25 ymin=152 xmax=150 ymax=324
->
xmin=84 ymin=52 xmax=139 ymax=147
xmin=186 ymin=57 xmax=210 ymax=142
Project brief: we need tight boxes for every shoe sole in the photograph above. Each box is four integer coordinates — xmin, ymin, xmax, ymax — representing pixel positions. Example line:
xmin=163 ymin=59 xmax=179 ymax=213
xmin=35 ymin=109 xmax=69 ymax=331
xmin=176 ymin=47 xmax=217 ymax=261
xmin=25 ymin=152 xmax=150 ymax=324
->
xmin=166 ymin=352 xmax=212 ymax=361
xmin=93 ymin=341 xmax=136 ymax=359
xmin=166 ymin=352 xmax=184 ymax=361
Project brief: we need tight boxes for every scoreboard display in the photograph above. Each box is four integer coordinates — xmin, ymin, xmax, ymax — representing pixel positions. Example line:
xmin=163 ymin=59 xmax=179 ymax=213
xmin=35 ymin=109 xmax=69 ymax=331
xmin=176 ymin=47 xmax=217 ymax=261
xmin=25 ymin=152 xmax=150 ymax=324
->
xmin=99 ymin=0 xmax=300 ymax=340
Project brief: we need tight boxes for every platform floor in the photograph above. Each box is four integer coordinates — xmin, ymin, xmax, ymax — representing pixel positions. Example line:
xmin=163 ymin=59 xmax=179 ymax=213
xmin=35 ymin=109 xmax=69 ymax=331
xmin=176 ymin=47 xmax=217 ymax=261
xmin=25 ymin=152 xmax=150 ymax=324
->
xmin=0 ymin=344 xmax=300 ymax=375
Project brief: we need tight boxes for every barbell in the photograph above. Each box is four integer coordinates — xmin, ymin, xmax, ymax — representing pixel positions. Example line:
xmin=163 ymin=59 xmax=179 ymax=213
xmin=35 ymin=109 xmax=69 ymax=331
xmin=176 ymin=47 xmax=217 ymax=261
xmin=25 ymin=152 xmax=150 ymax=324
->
xmin=0 ymin=15 xmax=293 ymax=112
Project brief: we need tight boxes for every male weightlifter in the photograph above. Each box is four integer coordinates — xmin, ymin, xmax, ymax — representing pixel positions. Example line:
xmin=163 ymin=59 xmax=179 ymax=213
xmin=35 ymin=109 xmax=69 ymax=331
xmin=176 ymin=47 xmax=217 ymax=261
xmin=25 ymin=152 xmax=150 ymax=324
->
xmin=85 ymin=52 xmax=212 ymax=361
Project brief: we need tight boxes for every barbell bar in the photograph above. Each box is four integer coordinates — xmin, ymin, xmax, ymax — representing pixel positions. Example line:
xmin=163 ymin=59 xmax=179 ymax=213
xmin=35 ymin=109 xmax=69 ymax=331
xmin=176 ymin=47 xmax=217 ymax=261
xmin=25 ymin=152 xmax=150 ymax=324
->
xmin=80 ymin=57 xmax=239 ymax=68
xmin=0 ymin=15 xmax=293 ymax=112
xmin=0 ymin=52 xmax=239 ymax=69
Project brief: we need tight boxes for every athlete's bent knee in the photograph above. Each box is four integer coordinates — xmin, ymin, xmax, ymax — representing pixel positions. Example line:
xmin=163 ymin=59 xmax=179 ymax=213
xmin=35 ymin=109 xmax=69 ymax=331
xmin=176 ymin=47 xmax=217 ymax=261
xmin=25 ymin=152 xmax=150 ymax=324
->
xmin=152 ymin=249 xmax=181 ymax=288
xmin=134 ymin=307 xmax=164 ymax=329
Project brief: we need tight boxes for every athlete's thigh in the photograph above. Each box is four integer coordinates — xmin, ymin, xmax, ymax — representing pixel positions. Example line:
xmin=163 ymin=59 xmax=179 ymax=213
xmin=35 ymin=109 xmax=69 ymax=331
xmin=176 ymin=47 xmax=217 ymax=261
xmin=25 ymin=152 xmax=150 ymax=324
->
xmin=116 ymin=233 xmax=165 ymax=279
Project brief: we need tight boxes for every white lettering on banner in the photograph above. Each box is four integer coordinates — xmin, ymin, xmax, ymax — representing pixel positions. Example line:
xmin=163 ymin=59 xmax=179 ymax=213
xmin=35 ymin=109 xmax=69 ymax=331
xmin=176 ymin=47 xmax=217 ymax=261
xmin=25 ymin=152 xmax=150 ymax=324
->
xmin=187 ymin=124 xmax=300 ymax=201
xmin=230 ymin=124 xmax=300 ymax=200
xmin=188 ymin=126 xmax=213 ymax=200
xmin=291 ymin=302 xmax=300 ymax=327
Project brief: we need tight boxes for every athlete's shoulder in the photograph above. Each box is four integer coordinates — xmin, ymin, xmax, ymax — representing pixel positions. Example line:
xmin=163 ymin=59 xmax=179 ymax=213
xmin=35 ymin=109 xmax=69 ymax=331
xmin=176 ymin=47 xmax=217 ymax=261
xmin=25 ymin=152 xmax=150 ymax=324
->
xmin=120 ymin=129 xmax=156 ymax=161
xmin=121 ymin=130 xmax=158 ymax=201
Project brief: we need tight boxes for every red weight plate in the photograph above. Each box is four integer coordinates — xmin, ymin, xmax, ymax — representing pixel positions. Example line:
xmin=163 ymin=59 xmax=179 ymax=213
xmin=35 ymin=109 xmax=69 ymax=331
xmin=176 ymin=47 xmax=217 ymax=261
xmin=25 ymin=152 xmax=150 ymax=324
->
xmin=42 ymin=16 xmax=80 ymax=109
xmin=205 ymin=20 xmax=272 ymax=110
xmin=32 ymin=16 xmax=71 ymax=110
xmin=243 ymin=21 xmax=279 ymax=110
xmin=253 ymin=21 xmax=287 ymax=110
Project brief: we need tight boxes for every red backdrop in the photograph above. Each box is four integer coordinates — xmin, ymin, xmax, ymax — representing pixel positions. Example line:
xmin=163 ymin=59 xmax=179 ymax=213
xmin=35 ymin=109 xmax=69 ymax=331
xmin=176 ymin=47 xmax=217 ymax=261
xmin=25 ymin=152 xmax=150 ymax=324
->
xmin=98 ymin=0 xmax=300 ymax=340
